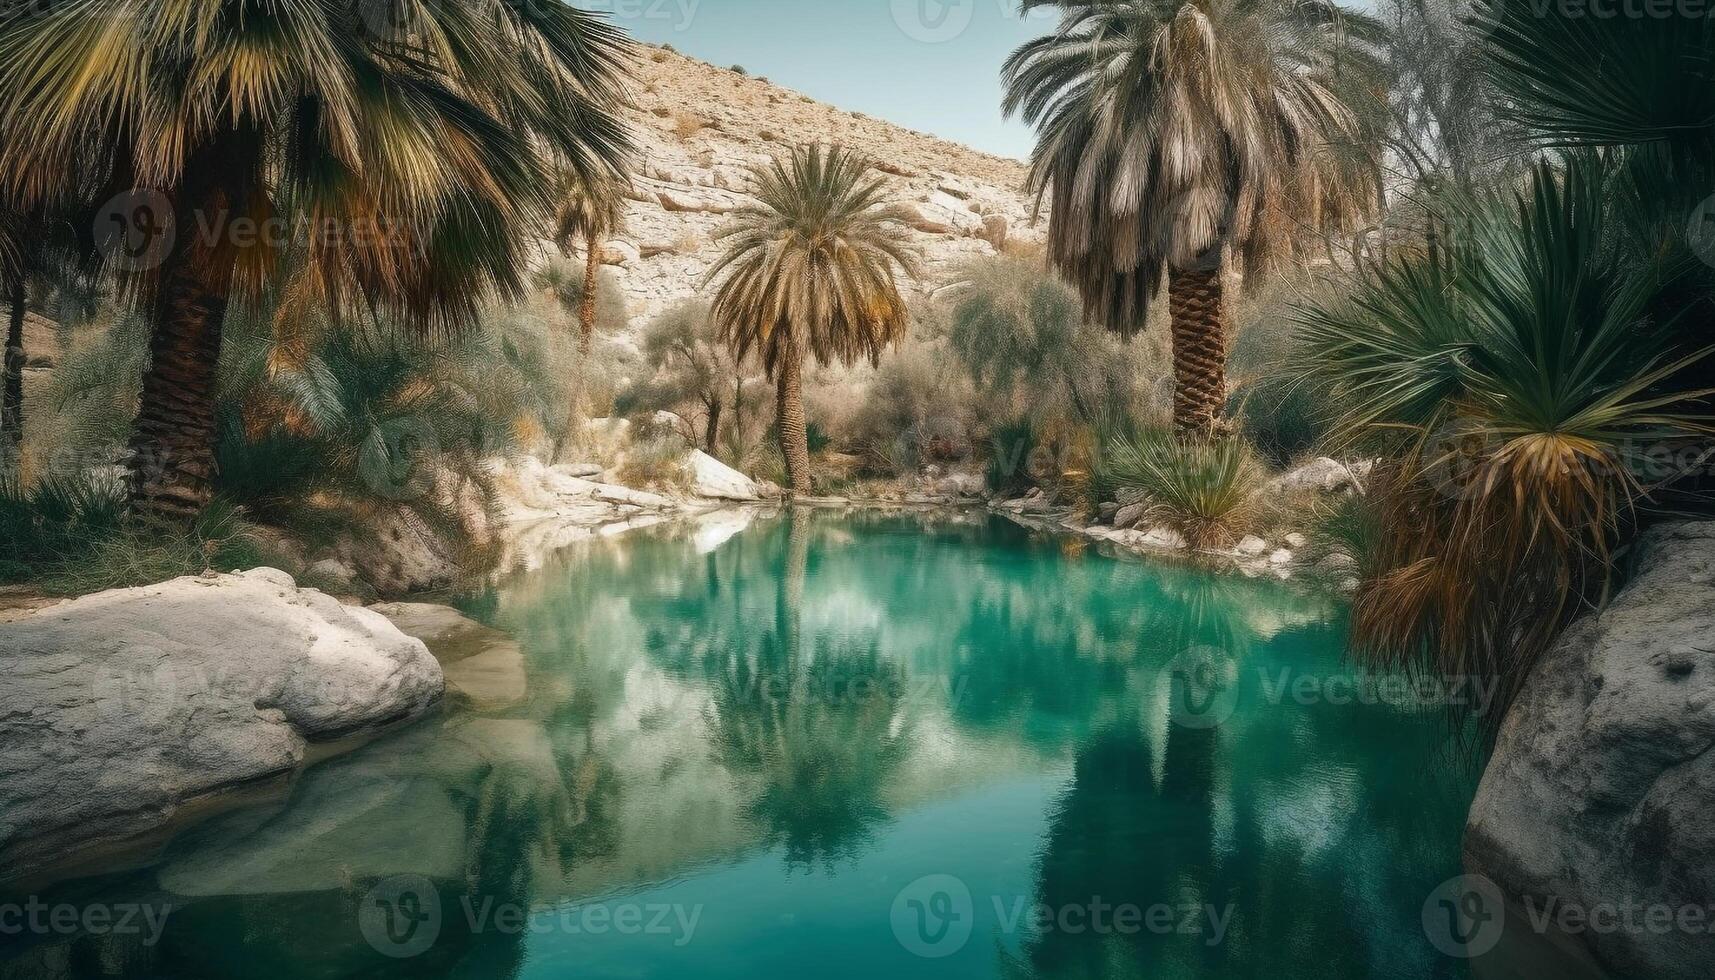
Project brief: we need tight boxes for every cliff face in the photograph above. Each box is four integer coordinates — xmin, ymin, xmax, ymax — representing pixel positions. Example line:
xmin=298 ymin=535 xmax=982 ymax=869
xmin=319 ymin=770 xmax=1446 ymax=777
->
xmin=594 ymin=45 xmax=1046 ymax=327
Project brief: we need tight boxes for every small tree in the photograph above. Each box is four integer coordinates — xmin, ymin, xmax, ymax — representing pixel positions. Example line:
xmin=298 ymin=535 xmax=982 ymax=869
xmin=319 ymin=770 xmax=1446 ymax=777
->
xmin=622 ymin=301 xmax=761 ymax=454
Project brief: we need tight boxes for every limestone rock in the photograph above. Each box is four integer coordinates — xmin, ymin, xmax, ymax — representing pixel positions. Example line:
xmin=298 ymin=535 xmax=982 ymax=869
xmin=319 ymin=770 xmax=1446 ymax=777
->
xmin=1265 ymin=457 xmax=1370 ymax=496
xmin=0 ymin=570 xmax=443 ymax=882
xmin=686 ymin=449 xmax=760 ymax=501
xmin=1465 ymin=521 xmax=1715 ymax=979
xmin=1235 ymin=535 xmax=1269 ymax=558
xmin=1113 ymin=502 xmax=1148 ymax=530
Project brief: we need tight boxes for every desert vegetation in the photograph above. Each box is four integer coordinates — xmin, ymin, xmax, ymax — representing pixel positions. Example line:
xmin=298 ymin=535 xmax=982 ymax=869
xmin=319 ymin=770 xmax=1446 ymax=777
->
xmin=0 ymin=0 xmax=1708 ymax=738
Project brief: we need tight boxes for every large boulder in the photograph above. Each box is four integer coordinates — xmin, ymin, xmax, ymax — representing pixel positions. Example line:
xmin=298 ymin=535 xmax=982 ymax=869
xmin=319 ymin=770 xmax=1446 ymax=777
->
xmin=686 ymin=449 xmax=760 ymax=501
xmin=1465 ymin=522 xmax=1715 ymax=979
xmin=0 ymin=569 xmax=444 ymax=882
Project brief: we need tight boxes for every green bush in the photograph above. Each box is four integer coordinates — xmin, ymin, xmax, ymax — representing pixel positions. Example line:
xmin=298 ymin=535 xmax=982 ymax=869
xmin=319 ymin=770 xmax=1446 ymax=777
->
xmin=985 ymin=418 xmax=1037 ymax=495
xmin=1231 ymin=374 xmax=1332 ymax=469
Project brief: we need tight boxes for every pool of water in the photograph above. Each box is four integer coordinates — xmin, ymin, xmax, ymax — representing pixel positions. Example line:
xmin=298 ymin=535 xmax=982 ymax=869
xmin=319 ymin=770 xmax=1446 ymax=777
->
xmin=2 ymin=510 xmax=1483 ymax=978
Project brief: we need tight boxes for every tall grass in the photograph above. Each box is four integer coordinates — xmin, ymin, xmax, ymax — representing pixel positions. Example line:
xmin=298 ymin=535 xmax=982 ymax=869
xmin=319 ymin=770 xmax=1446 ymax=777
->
xmin=1098 ymin=429 xmax=1267 ymax=549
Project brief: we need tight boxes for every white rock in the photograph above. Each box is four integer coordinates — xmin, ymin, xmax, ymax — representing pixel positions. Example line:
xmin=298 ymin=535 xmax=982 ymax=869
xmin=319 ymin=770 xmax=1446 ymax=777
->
xmin=1269 ymin=548 xmax=1295 ymax=566
xmin=1285 ymin=532 xmax=1308 ymax=549
xmin=306 ymin=558 xmax=357 ymax=583
xmin=1140 ymin=527 xmax=1188 ymax=550
xmin=1467 ymin=522 xmax=1715 ymax=978
xmin=686 ymin=449 xmax=760 ymax=501
xmin=0 ymin=571 xmax=444 ymax=881
xmin=1235 ymin=535 xmax=1269 ymax=558
xmin=1266 ymin=457 xmax=1369 ymax=496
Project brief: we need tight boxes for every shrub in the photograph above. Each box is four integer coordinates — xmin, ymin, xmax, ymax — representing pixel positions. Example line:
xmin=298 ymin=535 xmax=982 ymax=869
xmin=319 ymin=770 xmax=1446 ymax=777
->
xmin=1232 ymin=374 xmax=1333 ymax=469
xmin=0 ymin=473 xmax=274 ymax=594
xmin=844 ymin=339 xmax=975 ymax=476
xmin=730 ymin=65 xmax=747 ymax=75
xmin=1099 ymin=429 xmax=1266 ymax=549
xmin=672 ymin=112 xmax=706 ymax=140
xmin=985 ymin=418 xmax=1037 ymax=495
xmin=618 ymin=432 xmax=692 ymax=491
xmin=946 ymin=256 xmax=1158 ymax=432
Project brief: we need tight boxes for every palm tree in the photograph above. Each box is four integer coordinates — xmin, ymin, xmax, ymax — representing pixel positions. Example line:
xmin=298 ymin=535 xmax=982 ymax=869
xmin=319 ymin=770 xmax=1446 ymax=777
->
xmin=707 ymin=145 xmax=919 ymax=494
xmin=1002 ymin=0 xmax=1387 ymax=434
xmin=553 ymin=174 xmax=628 ymax=355
xmin=0 ymin=1 xmax=634 ymax=517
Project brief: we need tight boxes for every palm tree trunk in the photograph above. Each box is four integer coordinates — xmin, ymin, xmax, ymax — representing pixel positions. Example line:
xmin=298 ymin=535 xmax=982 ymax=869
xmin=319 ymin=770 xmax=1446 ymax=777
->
xmin=579 ymin=232 xmax=599 ymax=355
xmin=3 ymin=275 xmax=24 ymax=449
xmin=1167 ymin=266 xmax=1228 ymax=436
xmin=776 ymin=507 xmax=809 ymax=657
xmin=775 ymin=349 xmax=811 ymax=495
xmin=126 ymin=139 xmax=253 ymax=518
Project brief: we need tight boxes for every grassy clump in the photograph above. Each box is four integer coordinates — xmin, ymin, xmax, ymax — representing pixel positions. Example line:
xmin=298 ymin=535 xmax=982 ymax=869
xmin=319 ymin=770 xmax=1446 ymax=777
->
xmin=0 ymin=473 xmax=276 ymax=595
xmin=1098 ymin=429 xmax=1267 ymax=549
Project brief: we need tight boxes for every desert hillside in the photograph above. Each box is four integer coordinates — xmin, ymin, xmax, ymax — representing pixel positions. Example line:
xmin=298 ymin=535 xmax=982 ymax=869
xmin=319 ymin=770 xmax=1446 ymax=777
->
xmin=598 ymin=44 xmax=1046 ymax=325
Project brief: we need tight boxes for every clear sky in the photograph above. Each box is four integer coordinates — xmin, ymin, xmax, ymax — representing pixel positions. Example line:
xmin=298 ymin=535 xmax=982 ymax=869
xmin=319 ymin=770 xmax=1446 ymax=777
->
xmin=578 ymin=0 xmax=1061 ymax=160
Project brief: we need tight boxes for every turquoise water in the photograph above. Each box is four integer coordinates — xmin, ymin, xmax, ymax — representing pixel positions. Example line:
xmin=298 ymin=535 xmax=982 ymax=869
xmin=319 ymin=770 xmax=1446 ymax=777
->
xmin=1 ymin=510 xmax=1481 ymax=978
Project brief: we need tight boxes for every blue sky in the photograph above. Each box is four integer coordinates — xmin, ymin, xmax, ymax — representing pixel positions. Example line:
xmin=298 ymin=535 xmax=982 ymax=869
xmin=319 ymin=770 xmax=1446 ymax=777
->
xmin=580 ymin=0 xmax=1061 ymax=159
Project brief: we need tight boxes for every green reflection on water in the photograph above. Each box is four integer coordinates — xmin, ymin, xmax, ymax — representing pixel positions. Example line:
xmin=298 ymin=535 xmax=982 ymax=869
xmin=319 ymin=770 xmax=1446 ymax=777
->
xmin=1 ymin=509 xmax=1482 ymax=979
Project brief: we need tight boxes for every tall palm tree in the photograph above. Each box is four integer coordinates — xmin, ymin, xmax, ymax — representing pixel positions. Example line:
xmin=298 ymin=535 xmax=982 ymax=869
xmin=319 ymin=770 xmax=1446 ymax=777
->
xmin=707 ymin=144 xmax=918 ymax=494
xmin=0 ymin=0 xmax=634 ymax=517
xmin=1002 ymin=0 xmax=1387 ymax=434
xmin=553 ymin=174 xmax=628 ymax=355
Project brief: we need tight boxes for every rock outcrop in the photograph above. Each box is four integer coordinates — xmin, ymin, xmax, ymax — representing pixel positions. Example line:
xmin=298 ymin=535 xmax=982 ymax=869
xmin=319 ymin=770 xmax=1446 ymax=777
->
xmin=0 ymin=569 xmax=444 ymax=883
xmin=1465 ymin=522 xmax=1715 ymax=979
xmin=602 ymin=47 xmax=1043 ymax=325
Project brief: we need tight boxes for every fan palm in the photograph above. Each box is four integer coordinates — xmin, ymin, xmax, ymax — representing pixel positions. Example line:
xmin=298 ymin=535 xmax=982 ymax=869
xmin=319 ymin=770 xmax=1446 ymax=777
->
xmin=1293 ymin=157 xmax=1713 ymax=733
xmin=707 ymin=144 xmax=919 ymax=494
xmin=0 ymin=0 xmax=634 ymax=517
xmin=553 ymin=173 xmax=628 ymax=354
xmin=1002 ymin=0 xmax=1388 ymax=434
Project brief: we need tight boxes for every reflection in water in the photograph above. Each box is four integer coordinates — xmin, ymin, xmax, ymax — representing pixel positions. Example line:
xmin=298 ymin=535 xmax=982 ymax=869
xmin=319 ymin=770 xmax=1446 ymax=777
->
xmin=0 ymin=510 xmax=1484 ymax=980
